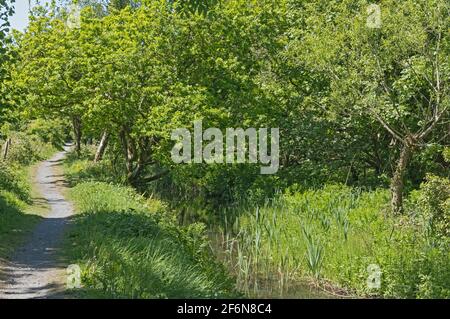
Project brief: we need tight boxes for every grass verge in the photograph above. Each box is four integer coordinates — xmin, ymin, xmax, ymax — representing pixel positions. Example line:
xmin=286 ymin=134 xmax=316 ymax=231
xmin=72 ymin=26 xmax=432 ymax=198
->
xmin=0 ymin=163 xmax=50 ymax=261
xmin=63 ymin=156 xmax=238 ymax=298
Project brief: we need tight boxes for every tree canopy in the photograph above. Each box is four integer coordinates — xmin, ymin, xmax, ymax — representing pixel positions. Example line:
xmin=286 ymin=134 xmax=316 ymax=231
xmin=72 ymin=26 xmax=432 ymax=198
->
xmin=2 ymin=0 xmax=449 ymax=212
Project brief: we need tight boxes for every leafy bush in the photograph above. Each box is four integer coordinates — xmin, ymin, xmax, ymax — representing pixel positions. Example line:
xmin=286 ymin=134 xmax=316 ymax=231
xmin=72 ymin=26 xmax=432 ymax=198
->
xmin=0 ymin=163 xmax=39 ymax=259
xmin=1 ymin=131 xmax=56 ymax=165
xmin=418 ymin=175 xmax=450 ymax=239
xmin=0 ymin=161 xmax=30 ymax=202
xmin=408 ymin=175 xmax=450 ymax=240
xmin=25 ymin=118 xmax=67 ymax=149
xmin=63 ymin=147 xmax=125 ymax=186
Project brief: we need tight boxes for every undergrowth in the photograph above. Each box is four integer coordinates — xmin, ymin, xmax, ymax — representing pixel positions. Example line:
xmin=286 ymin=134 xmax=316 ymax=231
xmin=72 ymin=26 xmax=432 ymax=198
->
xmin=214 ymin=184 xmax=450 ymax=298
xmin=64 ymin=175 xmax=237 ymax=298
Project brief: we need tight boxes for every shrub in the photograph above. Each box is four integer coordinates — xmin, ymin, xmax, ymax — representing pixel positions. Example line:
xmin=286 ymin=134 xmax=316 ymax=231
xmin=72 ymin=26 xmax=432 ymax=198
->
xmin=417 ymin=175 xmax=450 ymax=237
xmin=0 ymin=163 xmax=37 ymax=259
xmin=2 ymin=131 xmax=56 ymax=165
xmin=25 ymin=118 xmax=67 ymax=149
xmin=0 ymin=161 xmax=30 ymax=202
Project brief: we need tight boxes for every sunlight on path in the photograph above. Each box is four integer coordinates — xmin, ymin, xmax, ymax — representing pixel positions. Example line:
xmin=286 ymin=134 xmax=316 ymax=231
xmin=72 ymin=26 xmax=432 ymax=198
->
xmin=0 ymin=145 xmax=74 ymax=299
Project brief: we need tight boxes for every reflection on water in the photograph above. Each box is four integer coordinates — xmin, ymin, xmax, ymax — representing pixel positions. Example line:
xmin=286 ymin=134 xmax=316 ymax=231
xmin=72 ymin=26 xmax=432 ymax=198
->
xmin=243 ymin=278 xmax=334 ymax=299
xmin=178 ymin=203 xmax=342 ymax=299
xmin=208 ymin=231 xmax=336 ymax=299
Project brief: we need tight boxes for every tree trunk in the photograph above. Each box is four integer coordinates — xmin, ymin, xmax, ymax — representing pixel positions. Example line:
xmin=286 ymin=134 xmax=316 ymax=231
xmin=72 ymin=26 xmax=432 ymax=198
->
xmin=94 ymin=131 xmax=109 ymax=163
xmin=119 ymin=128 xmax=133 ymax=177
xmin=72 ymin=116 xmax=82 ymax=156
xmin=2 ymin=138 xmax=11 ymax=161
xmin=390 ymin=142 xmax=413 ymax=213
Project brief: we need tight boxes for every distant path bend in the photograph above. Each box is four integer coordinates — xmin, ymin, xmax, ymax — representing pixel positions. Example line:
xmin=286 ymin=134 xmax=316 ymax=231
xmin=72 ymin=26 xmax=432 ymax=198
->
xmin=0 ymin=145 xmax=74 ymax=299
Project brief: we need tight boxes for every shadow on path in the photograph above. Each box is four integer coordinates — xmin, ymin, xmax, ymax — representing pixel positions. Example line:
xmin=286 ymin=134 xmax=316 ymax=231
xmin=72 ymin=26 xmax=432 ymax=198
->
xmin=0 ymin=144 xmax=74 ymax=299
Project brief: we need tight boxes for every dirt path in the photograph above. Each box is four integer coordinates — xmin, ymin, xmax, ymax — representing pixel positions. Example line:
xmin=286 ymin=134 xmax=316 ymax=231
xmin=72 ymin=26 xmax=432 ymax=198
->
xmin=0 ymin=146 xmax=74 ymax=299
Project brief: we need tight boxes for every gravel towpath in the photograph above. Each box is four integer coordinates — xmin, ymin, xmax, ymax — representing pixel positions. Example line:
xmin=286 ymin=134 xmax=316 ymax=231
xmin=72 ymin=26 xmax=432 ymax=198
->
xmin=0 ymin=146 xmax=74 ymax=299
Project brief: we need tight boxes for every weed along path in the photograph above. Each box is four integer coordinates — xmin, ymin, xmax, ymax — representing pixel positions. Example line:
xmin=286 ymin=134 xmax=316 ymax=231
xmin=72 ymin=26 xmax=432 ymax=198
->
xmin=0 ymin=145 xmax=74 ymax=299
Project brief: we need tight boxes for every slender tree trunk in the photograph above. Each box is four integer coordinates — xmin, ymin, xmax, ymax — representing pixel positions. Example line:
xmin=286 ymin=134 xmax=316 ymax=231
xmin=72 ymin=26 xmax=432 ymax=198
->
xmin=119 ymin=128 xmax=133 ymax=177
xmin=390 ymin=142 xmax=413 ymax=213
xmin=94 ymin=131 xmax=109 ymax=163
xmin=2 ymin=138 xmax=11 ymax=161
xmin=72 ymin=116 xmax=82 ymax=156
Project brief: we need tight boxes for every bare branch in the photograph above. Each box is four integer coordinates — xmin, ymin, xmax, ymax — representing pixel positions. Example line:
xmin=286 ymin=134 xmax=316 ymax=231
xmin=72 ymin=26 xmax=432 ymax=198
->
xmin=368 ymin=107 xmax=405 ymax=143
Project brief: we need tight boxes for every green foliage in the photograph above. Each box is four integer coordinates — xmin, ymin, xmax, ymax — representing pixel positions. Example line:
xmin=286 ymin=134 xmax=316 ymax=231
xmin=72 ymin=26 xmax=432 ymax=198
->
xmin=0 ymin=163 xmax=41 ymax=259
xmin=0 ymin=119 xmax=64 ymax=165
xmin=8 ymin=0 xmax=448 ymax=194
xmin=25 ymin=118 xmax=67 ymax=148
xmin=215 ymin=185 xmax=449 ymax=298
xmin=443 ymin=147 xmax=450 ymax=163
xmin=0 ymin=0 xmax=15 ymax=125
xmin=63 ymin=145 xmax=125 ymax=185
xmin=1 ymin=0 xmax=448 ymax=299
xmin=408 ymin=175 xmax=450 ymax=240
xmin=0 ymin=161 xmax=30 ymax=201
xmin=1 ymin=131 xmax=57 ymax=165
xmin=0 ymin=0 xmax=14 ymax=63
xmin=0 ymin=192 xmax=40 ymax=259
xmin=65 ymin=178 xmax=237 ymax=298
xmin=419 ymin=176 xmax=450 ymax=239
xmin=302 ymin=226 xmax=324 ymax=280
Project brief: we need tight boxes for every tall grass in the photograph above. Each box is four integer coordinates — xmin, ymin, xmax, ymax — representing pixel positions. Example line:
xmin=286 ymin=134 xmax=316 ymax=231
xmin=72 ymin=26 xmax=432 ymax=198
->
xmin=0 ymin=163 xmax=42 ymax=259
xmin=63 ymin=146 xmax=125 ymax=186
xmin=65 ymin=181 xmax=237 ymax=298
xmin=212 ymin=184 xmax=450 ymax=298
xmin=63 ymin=148 xmax=449 ymax=298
